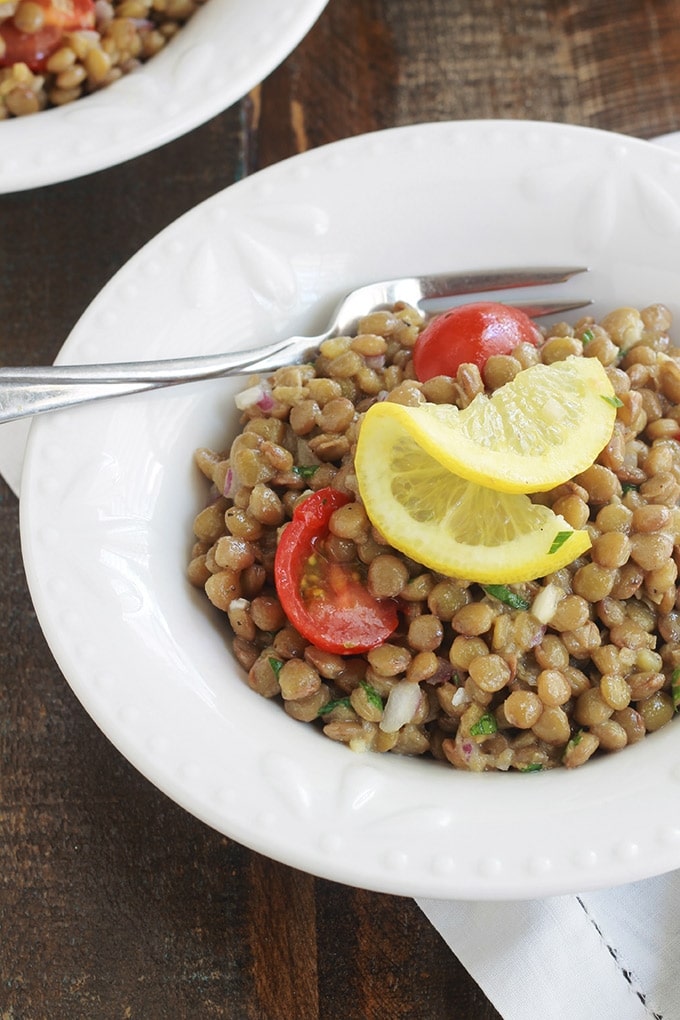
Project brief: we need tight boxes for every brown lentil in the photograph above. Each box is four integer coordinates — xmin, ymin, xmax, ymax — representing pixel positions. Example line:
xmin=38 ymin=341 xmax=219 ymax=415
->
xmin=278 ymin=659 xmax=321 ymax=702
xmin=190 ymin=303 xmax=680 ymax=772
xmin=638 ymin=691 xmax=674 ymax=731
xmin=250 ymin=595 xmax=286 ymax=633
xmin=468 ymin=654 xmax=511 ymax=694
xmin=536 ymin=669 xmax=571 ymax=707
xmin=531 ymin=705 xmax=571 ymax=745
xmin=452 ymin=602 xmax=495 ymax=636
xmin=600 ymin=673 xmax=632 ymax=711
xmin=591 ymin=532 xmax=632 ymax=569
xmin=367 ymin=555 xmax=410 ymax=598
xmin=503 ymin=690 xmax=543 ymax=729
xmin=406 ymin=651 xmax=440 ymax=684
xmin=534 ymin=635 xmax=570 ymax=671
xmin=367 ymin=643 xmax=412 ymax=677
xmin=563 ymin=731 xmax=600 ymax=768
xmin=407 ymin=614 xmax=444 ymax=651
xmin=248 ymin=652 xmax=282 ymax=699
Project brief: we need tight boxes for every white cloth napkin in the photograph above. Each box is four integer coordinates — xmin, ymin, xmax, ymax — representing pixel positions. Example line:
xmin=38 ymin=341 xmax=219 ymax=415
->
xmin=4 ymin=132 xmax=680 ymax=1020
xmin=417 ymin=882 xmax=677 ymax=1019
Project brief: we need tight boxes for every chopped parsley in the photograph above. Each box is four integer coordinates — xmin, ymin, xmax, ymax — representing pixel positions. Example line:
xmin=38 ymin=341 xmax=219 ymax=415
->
xmin=268 ymin=656 xmax=284 ymax=679
xmin=581 ymin=328 xmax=594 ymax=345
xmin=293 ymin=464 xmax=320 ymax=479
xmin=360 ymin=680 xmax=383 ymax=710
xmin=563 ymin=730 xmax=584 ymax=759
xmin=548 ymin=531 xmax=572 ymax=555
xmin=318 ymin=697 xmax=352 ymax=716
xmin=519 ymin=763 xmax=544 ymax=773
xmin=469 ymin=713 xmax=498 ymax=737
xmin=482 ymin=584 xmax=530 ymax=611
xmin=672 ymin=669 xmax=680 ymax=713
xmin=621 ymin=482 xmax=639 ymax=496
xmin=601 ymin=394 xmax=624 ymax=408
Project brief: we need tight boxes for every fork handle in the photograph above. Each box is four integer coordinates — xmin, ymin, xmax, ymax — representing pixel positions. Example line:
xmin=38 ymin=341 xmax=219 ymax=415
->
xmin=0 ymin=379 xmax=166 ymax=422
xmin=0 ymin=335 xmax=319 ymax=423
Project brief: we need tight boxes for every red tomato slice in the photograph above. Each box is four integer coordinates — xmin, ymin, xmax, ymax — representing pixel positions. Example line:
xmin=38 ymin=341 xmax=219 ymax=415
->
xmin=413 ymin=302 xmax=542 ymax=381
xmin=0 ymin=22 xmax=61 ymax=67
xmin=274 ymin=487 xmax=399 ymax=655
xmin=1 ymin=0 xmax=95 ymax=70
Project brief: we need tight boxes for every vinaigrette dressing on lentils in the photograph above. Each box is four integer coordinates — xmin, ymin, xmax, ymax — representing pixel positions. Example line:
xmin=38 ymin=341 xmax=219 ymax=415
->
xmin=188 ymin=301 xmax=680 ymax=773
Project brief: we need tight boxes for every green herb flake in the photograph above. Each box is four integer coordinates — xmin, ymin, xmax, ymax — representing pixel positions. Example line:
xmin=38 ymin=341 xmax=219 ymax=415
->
xmin=482 ymin=584 xmax=530 ymax=611
xmin=564 ymin=730 xmax=583 ymax=755
xmin=360 ymin=680 xmax=384 ymax=710
xmin=293 ymin=464 xmax=320 ymax=479
xmin=548 ymin=531 xmax=572 ymax=555
xmin=469 ymin=713 xmax=498 ymax=737
xmin=268 ymin=656 xmax=284 ymax=679
xmin=318 ymin=697 xmax=352 ymax=717
xmin=621 ymin=483 xmax=639 ymax=496
xmin=519 ymin=763 xmax=544 ymax=773
xmin=601 ymin=394 xmax=624 ymax=408
xmin=672 ymin=669 xmax=680 ymax=712
xmin=581 ymin=328 xmax=594 ymax=345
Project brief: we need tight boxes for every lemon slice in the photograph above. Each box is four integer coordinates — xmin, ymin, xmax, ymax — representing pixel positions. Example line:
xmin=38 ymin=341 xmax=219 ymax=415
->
xmin=370 ymin=356 xmax=617 ymax=493
xmin=355 ymin=416 xmax=591 ymax=584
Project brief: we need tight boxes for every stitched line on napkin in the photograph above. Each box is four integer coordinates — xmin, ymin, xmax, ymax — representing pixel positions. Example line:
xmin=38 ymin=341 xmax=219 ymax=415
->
xmin=576 ymin=896 xmax=663 ymax=1019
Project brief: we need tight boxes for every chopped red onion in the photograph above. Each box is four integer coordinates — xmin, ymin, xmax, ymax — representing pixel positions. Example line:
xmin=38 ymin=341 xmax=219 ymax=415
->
xmin=424 ymin=658 xmax=454 ymax=685
xmin=528 ymin=625 xmax=546 ymax=649
xmin=379 ymin=680 xmax=421 ymax=733
xmin=222 ymin=467 xmax=240 ymax=499
xmin=451 ymin=686 xmax=470 ymax=708
xmin=531 ymin=583 xmax=563 ymax=624
xmin=234 ymin=382 xmax=274 ymax=411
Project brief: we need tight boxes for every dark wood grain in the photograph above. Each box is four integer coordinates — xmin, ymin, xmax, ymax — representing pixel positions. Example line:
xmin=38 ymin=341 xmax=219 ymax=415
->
xmin=2 ymin=0 xmax=680 ymax=1016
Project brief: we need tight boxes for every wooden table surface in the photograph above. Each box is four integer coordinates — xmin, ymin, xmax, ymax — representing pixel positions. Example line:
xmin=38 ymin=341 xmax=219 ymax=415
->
xmin=2 ymin=1 xmax=680 ymax=1016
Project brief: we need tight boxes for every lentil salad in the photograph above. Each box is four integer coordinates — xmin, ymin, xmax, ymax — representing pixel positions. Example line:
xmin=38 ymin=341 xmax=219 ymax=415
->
xmin=188 ymin=301 xmax=680 ymax=772
xmin=0 ymin=0 xmax=205 ymax=117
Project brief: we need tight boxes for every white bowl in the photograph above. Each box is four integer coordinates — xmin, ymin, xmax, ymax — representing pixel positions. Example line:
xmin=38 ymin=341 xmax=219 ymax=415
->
xmin=0 ymin=0 xmax=329 ymax=193
xmin=19 ymin=120 xmax=680 ymax=899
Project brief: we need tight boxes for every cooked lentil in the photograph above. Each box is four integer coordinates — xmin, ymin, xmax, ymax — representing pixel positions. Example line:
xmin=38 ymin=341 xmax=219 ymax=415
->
xmin=189 ymin=301 xmax=680 ymax=772
xmin=0 ymin=0 xmax=205 ymax=118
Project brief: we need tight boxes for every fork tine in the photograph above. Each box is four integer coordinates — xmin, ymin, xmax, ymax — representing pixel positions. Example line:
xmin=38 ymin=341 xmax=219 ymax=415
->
xmin=416 ymin=266 xmax=588 ymax=301
xmin=493 ymin=298 xmax=593 ymax=317
xmin=333 ymin=266 xmax=590 ymax=332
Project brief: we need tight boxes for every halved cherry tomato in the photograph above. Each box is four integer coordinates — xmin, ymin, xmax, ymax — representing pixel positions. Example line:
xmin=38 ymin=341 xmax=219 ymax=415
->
xmin=0 ymin=0 xmax=95 ymax=70
xmin=412 ymin=302 xmax=542 ymax=381
xmin=274 ymin=487 xmax=398 ymax=655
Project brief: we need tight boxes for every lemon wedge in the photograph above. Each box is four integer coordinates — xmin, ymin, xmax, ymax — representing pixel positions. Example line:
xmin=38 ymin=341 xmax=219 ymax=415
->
xmin=368 ymin=356 xmax=617 ymax=494
xmin=354 ymin=420 xmax=591 ymax=584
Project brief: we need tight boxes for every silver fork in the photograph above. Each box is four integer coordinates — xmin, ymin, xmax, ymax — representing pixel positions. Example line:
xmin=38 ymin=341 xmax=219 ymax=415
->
xmin=0 ymin=266 xmax=590 ymax=423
